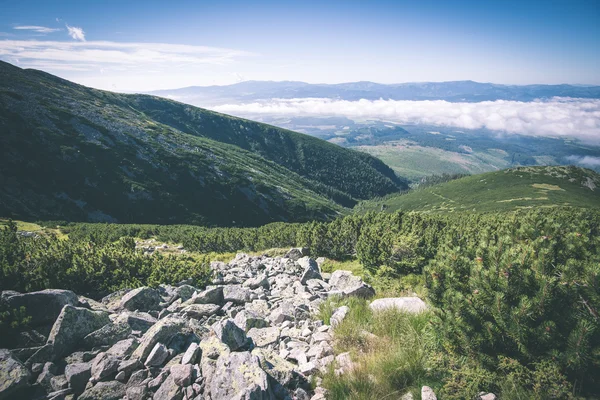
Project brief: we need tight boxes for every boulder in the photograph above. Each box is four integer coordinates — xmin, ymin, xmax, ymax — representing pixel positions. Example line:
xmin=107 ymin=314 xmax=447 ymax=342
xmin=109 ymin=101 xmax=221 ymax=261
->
xmin=82 ymin=322 xmax=131 ymax=348
xmin=223 ymin=285 xmax=251 ymax=304
xmin=175 ymin=285 xmax=196 ymax=301
xmin=64 ymin=362 xmax=91 ymax=394
xmin=369 ymin=297 xmax=428 ymax=313
xmin=47 ymin=305 xmax=111 ymax=358
xmin=284 ymin=248 xmax=308 ymax=261
xmin=90 ymin=353 xmax=119 ymax=382
xmin=119 ymin=286 xmax=161 ymax=311
xmin=181 ymin=342 xmax=200 ymax=365
xmin=209 ymin=351 xmax=273 ymax=400
xmin=329 ymin=270 xmax=375 ymax=298
xmin=298 ymin=257 xmax=322 ymax=284
xmin=234 ymin=310 xmax=268 ymax=332
xmin=131 ymin=317 xmax=185 ymax=361
xmin=153 ymin=375 xmax=182 ymax=400
xmin=190 ymin=286 xmax=224 ymax=305
xmin=3 ymin=289 xmax=78 ymax=326
xmin=106 ymin=338 xmax=138 ymax=358
xmin=78 ymin=381 xmax=126 ymax=400
xmin=0 ymin=349 xmax=31 ymax=399
xmin=170 ymin=364 xmax=194 ymax=387
xmin=199 ymin=336 xmax=230 ymax=360
xmin=144 ymin=342 xmax=168 ymax=367
xmin=212 ymin=319 xmax=248 ymax=351
xmin=181 ymin=303 xmax=221 ymax=319
xmin=114 ymin=311 xmax=157 ymax=332
xmin=247 ymin=327 xmax=280 ymax=347
xmin=252 ymin=348 xmax=305 ymax=388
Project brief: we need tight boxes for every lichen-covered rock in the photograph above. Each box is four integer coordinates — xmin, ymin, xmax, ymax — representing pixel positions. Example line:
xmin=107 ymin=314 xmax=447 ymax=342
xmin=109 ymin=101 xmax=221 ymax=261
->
xmin=119 ymin=286 xmax=161 ymax=311
xmin=0 ymin=349 xmax=31 ymax=399
xmin=212 ymin=318 xmax=248 ymax=351
xmin=106 ymin=338 xmax=138 ymax=358
xmin=82 ymin=322 xmax=131 ymax=348
xmin=234 ymin=310 xmax=268 ymax=332
xmin=114 ymin=311 xmax=157 ymax=332
xmin=3 ymin=289 xmax=78 ymax=326
xmin=47 ymin=305 xmax=111 ymax=358
xmin=175 ymin=285 xmax=196 ymax=301
xmin=247 ymin=327 xmax=280 ymax=347
xmin=252 ymin=348 xmax=305 ymax=388
xmin=329 ymin=270 xmax=375 ymax=298
xmin=298 ymin=257 xmax=322 ymax=284
xmin=209 ymin=351 xmax=274 ymax=400
xmin=154 ymin=374 xmax=182 ymax=400
xmin=190 ymin=286 xmax=224 ymax=305
xmin=131 ymin=316 xmax=185 ymax=361
xmin=170 ymin=364 xmax=194 ymax=387
xmin=199 ymin=336 xmax=230 ymax=360
xmin=78 ymin=381 xmax=126 ymax=400
xmin=369 ymin=297 xmax=428 ymax=313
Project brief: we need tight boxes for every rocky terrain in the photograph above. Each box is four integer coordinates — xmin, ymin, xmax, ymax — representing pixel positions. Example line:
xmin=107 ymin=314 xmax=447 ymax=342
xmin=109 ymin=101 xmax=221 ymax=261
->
xmin=0 ymin=248 xmax=438 ymax=400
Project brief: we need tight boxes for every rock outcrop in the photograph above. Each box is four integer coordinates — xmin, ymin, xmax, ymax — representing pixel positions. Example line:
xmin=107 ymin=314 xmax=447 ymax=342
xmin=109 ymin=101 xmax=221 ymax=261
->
xmin=0 ymin=250 xmax=376 ymax=399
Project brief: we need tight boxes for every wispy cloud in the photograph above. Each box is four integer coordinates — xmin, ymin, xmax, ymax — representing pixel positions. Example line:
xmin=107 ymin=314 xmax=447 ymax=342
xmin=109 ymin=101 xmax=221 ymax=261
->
xmin=14 ymin=25 xmax=61 ymax=34
xmin=213 ymin=97 xmax=600 ymax=143
xmin=0 ymin=40 xmax=253 ymax=69
xmin=66 ymin=25 xmax=85 ymax=41
xmin=566 ymin=155 xmax=600 ymax=167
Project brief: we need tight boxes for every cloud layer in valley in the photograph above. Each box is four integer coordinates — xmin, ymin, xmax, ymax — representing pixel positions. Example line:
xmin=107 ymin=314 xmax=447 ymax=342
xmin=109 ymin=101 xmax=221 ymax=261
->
xmin=566 ymin=155 xmax=600 ymax=167
xmin=214 ymin=97 xmax=600 ymax=143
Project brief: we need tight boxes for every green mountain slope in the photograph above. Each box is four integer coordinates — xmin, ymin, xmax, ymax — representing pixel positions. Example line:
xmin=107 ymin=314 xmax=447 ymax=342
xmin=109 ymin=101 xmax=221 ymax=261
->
xmin=0 ymin=61 xmax=406 ymax=225
xmin=358 ymin=166 xmax=600 ymax=213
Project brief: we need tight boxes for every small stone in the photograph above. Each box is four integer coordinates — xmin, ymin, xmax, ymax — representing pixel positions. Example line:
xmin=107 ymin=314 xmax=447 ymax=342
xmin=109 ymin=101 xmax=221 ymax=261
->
xmin=422 ymin=386 xmax=437 ymax=400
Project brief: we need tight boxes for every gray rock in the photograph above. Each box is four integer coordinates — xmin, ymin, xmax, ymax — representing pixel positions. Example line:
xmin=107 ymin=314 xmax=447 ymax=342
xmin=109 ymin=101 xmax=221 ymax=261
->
xmin=234 ymin=310 xmax=268 ymax=332
xmin=78 ymin=381 xmax=126 ymax=400
xmin=50 ymin=374 xmax=68 ymax=391
xmin=330 ymin=306 xmax=349 ymax=328
xmin=3 ymin=289 xmax=78 ymax=326
xmin=199 ymin=336 xmax=230 ymax=360
xmin=190 ymin=286 xmax=223 ymax=305
xmin=370 ymin=297 xmax=427 ymax=313
xmin=106 ymin=338 xmax=139 ymax=358
xmin=47 ymin=305 xmax=111 ymax=358
xmin=252 ymin=348 xmax=304 ymax=389
xmin=127 ymin=369 xmax=148 ymax=388
xmin=422 ymin=386 xmax=437 ymax=400
xmin=181 ymin=342 xmax=200 ymax=365
xmin=65 ymin=362 xmax=91 ymax=394
xmin=223 ymin=285 xmax=251 ymax=304
xmin=209 ymin=351 xmax=273 ymax=400
xmin=175 ymin=285 xmax=196 ymax=301
xmin=132 ymin=317 xmax=186 ymax=361
xmin=478 ymin=393 xmax=497 ymax=400
xmin=36 ymin=361 xmax=56 ymax=391
xmin=90 ymin=353 xmax=119 ymax=382
xmin=115 ymin=311 xmax=157 ymax=332
xmin=144 ymin=342 xmax=169 ymax=366
xmin=181 ymin=303 xmax=221 ymax=319
xmin=329 ymin=270 xmax=375 ymax=298
xmin=298 ymin=257 xmax=322 ymax=284
xmin=247 ymin=327 xmax=280 ymax=347
xmin=284 ymin=248 xmax=308 ymax=261
xmin=126 ymin=385 xmax=148 ymax=400
xmin=119 ymin=286 xmax=161 ymax=311
xmin=0 ymin=349 xmax=31 ymax=399
xmin=82 ymin=322 xmax=132 ymax=348
xmin=170 ymin=364 xmax=194 ymax=387
xmin=212 ymin=319 xmax=248 ymax=351
xmin=243 ymin=274 xmax=270 ymax=290
xmin=154 ymin=375 xmax=182 ymax=400
xmin=117 ymin=358 xmax=141 ymax=374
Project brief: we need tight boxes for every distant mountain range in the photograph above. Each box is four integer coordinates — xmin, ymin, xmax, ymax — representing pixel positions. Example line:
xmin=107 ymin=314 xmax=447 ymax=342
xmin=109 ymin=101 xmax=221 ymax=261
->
xmin=147 ymin=80 xmax=600 ymax=106
xmin=0 ymin=61 xmax=406 ymax=226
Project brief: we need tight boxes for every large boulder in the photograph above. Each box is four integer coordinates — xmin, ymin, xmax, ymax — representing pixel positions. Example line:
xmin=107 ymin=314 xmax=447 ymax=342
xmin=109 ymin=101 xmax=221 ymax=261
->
xmin=114 ymin=311 xmax=157 ymax=333
xmin=153 ymin=374 xmax=182 ymax=400
xmin=369 ymin=297 xmax=428 ymax=313
xmin=181 ymin=303 xmax=221 ymax=319
xmin=3 ymin=289 xmax=78 ymax=326
xmin=329 ymin=270 xmax=375 ymax=298
xmin=90 ymin=352 xmax=119 ymax=382
xmin=47 ymin=305 xmax=111 ymax=358
xmin=119 ymin=286 xmax=161 ymax=312
xmin=209 ymin=351 xmax=274 ymax=400
xmin=131 ymin=317 xmax=186 ymax=361
xmin=223 ymin=285 xmax=251 ymax=304
xmin=212 ymin=319 xmax=248 ymax=351
xmin=247 ymin=327 xmax=280 ymax=347
xmin=0 ymin=349 xmax=31 ymax=399
xmin=298 ymin=257 xmax=322 ymax=284
xmin=190 ymin=286 xmax=224 ymax=305
xmin=82 ymin=322 xmax=131 ymax=348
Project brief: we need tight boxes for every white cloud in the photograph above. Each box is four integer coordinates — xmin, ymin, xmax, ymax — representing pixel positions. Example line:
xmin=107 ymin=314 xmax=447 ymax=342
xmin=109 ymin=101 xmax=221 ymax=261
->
xmin=14 ymin=25 xmax=61 ymax=34
xmin=566 ymin=155 xmax=600 ymax=167
xmin=66 ymin=25 xmax=85 ymax=41
xmin=213 ymin=97 xmax=600 ymax=143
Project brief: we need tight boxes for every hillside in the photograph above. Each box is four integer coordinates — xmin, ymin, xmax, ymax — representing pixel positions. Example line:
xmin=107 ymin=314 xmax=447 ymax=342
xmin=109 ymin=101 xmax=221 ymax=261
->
xmin=357 ymin=165 xmax=600 ymax=213
xmin=0 ymin=61 xmax=406 ymax=225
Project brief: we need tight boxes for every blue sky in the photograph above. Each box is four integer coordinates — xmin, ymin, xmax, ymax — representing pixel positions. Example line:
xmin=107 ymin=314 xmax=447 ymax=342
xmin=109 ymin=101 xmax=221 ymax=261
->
xmin=0 ymin=0 xmax=598 ymax=91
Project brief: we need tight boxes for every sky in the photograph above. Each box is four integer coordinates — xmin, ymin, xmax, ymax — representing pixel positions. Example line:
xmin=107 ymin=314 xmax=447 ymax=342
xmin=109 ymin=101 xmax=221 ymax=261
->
xmin=0 ymin=0 xmax=599 ymax=92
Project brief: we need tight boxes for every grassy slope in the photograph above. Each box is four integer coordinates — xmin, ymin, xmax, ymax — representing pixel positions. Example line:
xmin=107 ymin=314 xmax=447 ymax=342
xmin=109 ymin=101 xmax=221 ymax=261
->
xmin=0 ymin=61 xmax=405 ymax=225
xmin=357 ymin=165 xmax=600 ymax=213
